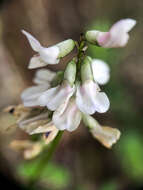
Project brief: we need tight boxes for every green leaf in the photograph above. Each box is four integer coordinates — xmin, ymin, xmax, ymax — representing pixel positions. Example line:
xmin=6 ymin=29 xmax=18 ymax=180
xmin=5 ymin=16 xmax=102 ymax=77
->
xmin=17 ymin=160 xmax=71 ymax=189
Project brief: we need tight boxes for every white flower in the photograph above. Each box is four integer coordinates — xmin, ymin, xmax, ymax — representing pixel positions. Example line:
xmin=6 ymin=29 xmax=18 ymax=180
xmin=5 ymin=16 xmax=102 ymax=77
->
xmin=86 ymin=18 xmax=136 ymax=48
xmin=52 ymin=80 xmax=110 ymax=132
xmin=76 ymin=56 xmax=110 ymax=115
xmin=21 ymin=57 xmax=110 ymax=132
xmin=22 ymin=30 xmax=75 ymax=68
xmin=52 ymin=60 xmax=109 ymax=131
xmin=91 ymin=59 xmax=110 ymax=85
xmin=21 ymin=69 xmax=56 ymax=107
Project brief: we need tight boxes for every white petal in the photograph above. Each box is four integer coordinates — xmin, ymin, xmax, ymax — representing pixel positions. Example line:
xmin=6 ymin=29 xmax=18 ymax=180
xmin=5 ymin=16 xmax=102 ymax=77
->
xmin=39 ymin=46 xmax=60 ymax=64
xmin=28 ymin=56 xmax=47 ymax=69
xmin=23 ymin=98 xmax=41 ymax=107
xmin=110 ymin=19 xmax=136 ymax=33
xmin=21 ymin=84 xmax=50 ymax=101
xmin=33 ymin=69 xmax=56 ymax=84
xmin=76 ymin=80 xmax=100 ymax=114
xmin=91 ymin=59 xmax=110 ymax=85
xmin=92 ymin=92 xmax=110 ymax=113
xmin=53 ymin=98 xmax=81 ymax=132
xmin=22 ymin=30 xmax=41 ymax=52
xmin=38 ymin=81 xmax=75 ymax=111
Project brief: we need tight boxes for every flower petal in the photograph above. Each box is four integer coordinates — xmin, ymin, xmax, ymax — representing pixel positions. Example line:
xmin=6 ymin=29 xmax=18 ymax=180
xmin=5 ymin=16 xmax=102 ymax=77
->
xmin=91 ymin=59 xmax=110 ymax=85
xmin=18 ymin=112 xmax=50 ymax=134
xmin=30 ymin=121 xmax=58 ymax=135
xmin=33 ymin=69 xmax=56 ymax=85
xmin=23 ymin=98 xmax=42 ymax=107
xmin=83 ymin=114 xmax=121 ymax=148
xmin=110 ymin=18 xmax=136 ymax=33
xmin=38 ymin=81 xmax=75 ymax=111
xmin=39 ymin=46 xmax=60 ymax=64
xmin=22 ymin=30 xmax=41 ymax=52
xmin=43 ymin=125 xmax=59 ymax=144
xmin=53 ymin=98 xmax=82 ymax=132
xmin=76 ymin=80 xmax=110 ymax=114
xmin=76 ymin=80 xmax=100 ymax=114
xmin=92 ymin=92 xmax=110 ymax=113
xmin=98 ymin=19 xmax=136 ymax=48
xmin=91 ymin=125 xmax=121 ymax=148
xmin=21 ymin=84 xmax=50 ymax=101
xmin=28 ymin=56 xmax=47 ymax=69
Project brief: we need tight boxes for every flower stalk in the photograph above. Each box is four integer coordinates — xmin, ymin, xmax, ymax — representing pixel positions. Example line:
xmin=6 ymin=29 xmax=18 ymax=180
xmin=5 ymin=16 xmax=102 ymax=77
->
xmin=29 ymin=131 xmax=64 ymax=186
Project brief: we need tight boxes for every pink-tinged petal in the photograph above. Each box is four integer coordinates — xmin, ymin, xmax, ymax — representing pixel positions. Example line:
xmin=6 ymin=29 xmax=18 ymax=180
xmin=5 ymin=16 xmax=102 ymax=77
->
xmin=91 ymin=59 xmax=110 ymax=85
xmin=38 ymin=81 xmax=75 ymax=111
xmin=53 ymin=98 xmax=82 ymax=132
xmin=28 ymin=56 xmax=47 ymax=69
xmin=97 ymin=32 xmax=111 ymax=47
xmin=76 ymin=80 xmax=100 ymax=114
xmin=98 ymin=19 xmax=136 ymax=48
xmin=39 ymin=46 xmax=60 ymax=64
xmin=110 ymin=19 xmax=136 ymax=33
xmin=22 ymin=30 xmax=41 ymax=52
xmin=33 ymin=69 xmax=56 ymax=85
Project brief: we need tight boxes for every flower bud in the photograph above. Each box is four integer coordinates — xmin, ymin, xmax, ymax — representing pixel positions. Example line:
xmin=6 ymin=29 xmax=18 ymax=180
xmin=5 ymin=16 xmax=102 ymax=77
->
xmin=64 ymin=59 xmax=76 ymax=86
xmin=57 ymin=39 xmax=75 ymax=58
xmin=81 ymin=56 xmax=93 ymax=82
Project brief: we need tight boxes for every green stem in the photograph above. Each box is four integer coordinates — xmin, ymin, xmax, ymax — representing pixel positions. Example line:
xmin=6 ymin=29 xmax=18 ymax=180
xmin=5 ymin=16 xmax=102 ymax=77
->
xmin=76 ymin=34 xmax=86 ymax=80
xmin=29 ymin=131 xmax=64 ymax=187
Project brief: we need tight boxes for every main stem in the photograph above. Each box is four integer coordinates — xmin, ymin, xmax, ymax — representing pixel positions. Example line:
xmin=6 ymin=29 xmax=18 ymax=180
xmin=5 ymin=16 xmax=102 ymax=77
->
xmin=76 ymin=33 xmax=86 ymax=80
xmin=29 ymin=131 xmax=64 ymax=187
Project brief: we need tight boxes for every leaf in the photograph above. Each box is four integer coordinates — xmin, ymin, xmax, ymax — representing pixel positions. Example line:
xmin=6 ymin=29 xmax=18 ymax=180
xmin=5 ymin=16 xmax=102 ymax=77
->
xmin=17 ymin=160 xmax=71 ymax=189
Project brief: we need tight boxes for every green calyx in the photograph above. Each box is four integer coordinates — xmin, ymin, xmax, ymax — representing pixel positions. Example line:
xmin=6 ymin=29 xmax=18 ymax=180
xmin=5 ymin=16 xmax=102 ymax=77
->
xmin=64 ymin=59 xmax=76 ymax=86
xmin=81 ymin=56 xmax=93 ymax=82
xmin=57 ymin=39 xmax=75 ymax=58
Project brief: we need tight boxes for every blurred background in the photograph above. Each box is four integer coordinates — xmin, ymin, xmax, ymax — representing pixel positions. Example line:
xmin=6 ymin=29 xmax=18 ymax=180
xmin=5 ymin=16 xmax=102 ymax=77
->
xmin=0 ymin=0 xmax=143 ymax=189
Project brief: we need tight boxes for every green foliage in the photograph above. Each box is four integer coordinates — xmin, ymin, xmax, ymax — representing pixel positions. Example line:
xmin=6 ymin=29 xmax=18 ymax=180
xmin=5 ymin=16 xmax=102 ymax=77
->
xmin=17 ymin=160 xmax=71 ymax=189
xmin=100 ymin=181 xmax=118 ymax=190
xmin=118 ymin=132 xmax=143 ymax=182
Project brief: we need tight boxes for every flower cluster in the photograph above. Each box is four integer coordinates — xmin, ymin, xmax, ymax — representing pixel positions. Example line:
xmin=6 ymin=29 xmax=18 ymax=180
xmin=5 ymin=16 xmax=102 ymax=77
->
xmin=14 ymin=18 xmax=136 ymax=149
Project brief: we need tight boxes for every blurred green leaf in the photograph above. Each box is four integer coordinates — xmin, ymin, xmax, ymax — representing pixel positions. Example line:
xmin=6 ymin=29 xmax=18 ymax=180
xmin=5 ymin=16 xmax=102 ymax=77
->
xmin=118 ymin=132 xmax=143 ymax=182
xmin=100 ymin=181 xmax=118 ymax=190
xmin=17 ymin=160 xmax=71 ymax=189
